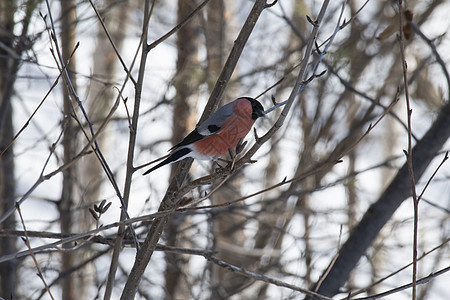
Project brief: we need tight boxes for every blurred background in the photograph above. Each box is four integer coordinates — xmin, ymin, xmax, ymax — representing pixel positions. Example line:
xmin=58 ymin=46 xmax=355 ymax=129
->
xmin=0 ymin=0 xmax=449 ymax=299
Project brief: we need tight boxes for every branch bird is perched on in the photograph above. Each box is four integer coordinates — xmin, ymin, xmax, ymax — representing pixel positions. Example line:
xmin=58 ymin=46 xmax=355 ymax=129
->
xmin=143 ymin=97 xmax=265 ymax=174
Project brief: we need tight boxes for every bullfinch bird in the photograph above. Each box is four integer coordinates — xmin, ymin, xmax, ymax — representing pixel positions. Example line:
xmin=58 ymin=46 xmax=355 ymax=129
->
xmin=143 ymin=97 xmax=265 ymax=174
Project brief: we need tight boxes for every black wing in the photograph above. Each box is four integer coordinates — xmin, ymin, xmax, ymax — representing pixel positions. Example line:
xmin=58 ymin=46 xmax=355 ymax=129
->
xmin=168 ymin=129 xmax=206 ymax=152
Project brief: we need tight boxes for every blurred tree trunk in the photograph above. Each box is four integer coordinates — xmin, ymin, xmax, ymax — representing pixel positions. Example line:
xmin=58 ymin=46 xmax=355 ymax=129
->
xmin=0 ymin=111 xmax=16 ymax=299
xmin=59 ymin=0 xmax=81 ymax=299
xmin=163 ymin=0 xmax=200 ymax=298
xmin=211 ymin=179 xmax=250 ymax=298
xmin=205 ymin=0 xmax=225 ymax=88
xmin=0 ymin=1 xmax=39 ymax=297
xmin=80 ymin=0 xmax=130 ymax=227
xmin=78 ymin=1 xmax=131 ymax=298
xmin=0 ymin=3 xmax=18 ymax=297
xmin=203 ymin=1 xmax=256 ymax=297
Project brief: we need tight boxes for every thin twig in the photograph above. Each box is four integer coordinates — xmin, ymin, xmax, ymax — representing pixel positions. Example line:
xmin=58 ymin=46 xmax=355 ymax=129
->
xmin=16 ymin=204 xmax=55 ymax=300
xmin=87 ymin=0 xmax=137 ymax=86
xmin=0 ymin=122 xmax=66 ymax=224
xmin=205 ymin=254 xmax=332 ymax=300
xmin=416 ymin=152 xmax=448 ymax=202
xmin=348 ymin=237 xmax=450 ymax=298
xmin=350 ymin=265 xmax=450 ymax=300
xmin=0 ymin=43 xmax=74 ymax=157
xmin=397 ymin=2 xmax=418 ymax=298
xmin=146 ymin=0 xmax=211 ymax=52
xmin=408 ymin=21 xmax=450 ymax=102
xmin=315 ymin=225 xmax=342 ymax=292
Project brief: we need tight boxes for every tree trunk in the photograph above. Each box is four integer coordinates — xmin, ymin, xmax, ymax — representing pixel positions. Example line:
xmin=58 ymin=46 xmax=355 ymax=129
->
xmin=0 ymin=3 xmax=17 ymax=296
xmin=0 ymin=1 xmax=39 ymax=297
xmin=163 ymin=0 xmax=200 ymax=298
xmin=59 ymin=1 xmax=80 ymax=299
xmin=0 ymin=106 xmax=16 ymax=300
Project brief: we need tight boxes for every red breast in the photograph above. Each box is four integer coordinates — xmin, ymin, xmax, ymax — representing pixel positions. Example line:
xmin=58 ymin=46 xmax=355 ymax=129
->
xmin=193 ymin=98 xmax=255 ymax=157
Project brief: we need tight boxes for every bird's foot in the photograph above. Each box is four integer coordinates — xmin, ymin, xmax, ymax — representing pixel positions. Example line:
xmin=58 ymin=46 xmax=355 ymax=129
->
xmin=214 ymin=139 xmax=248 ymax=173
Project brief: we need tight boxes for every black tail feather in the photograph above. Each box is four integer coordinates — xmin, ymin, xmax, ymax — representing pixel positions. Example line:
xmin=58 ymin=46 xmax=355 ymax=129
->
xmin=143 ymin=147 xmax=192 ymax=175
